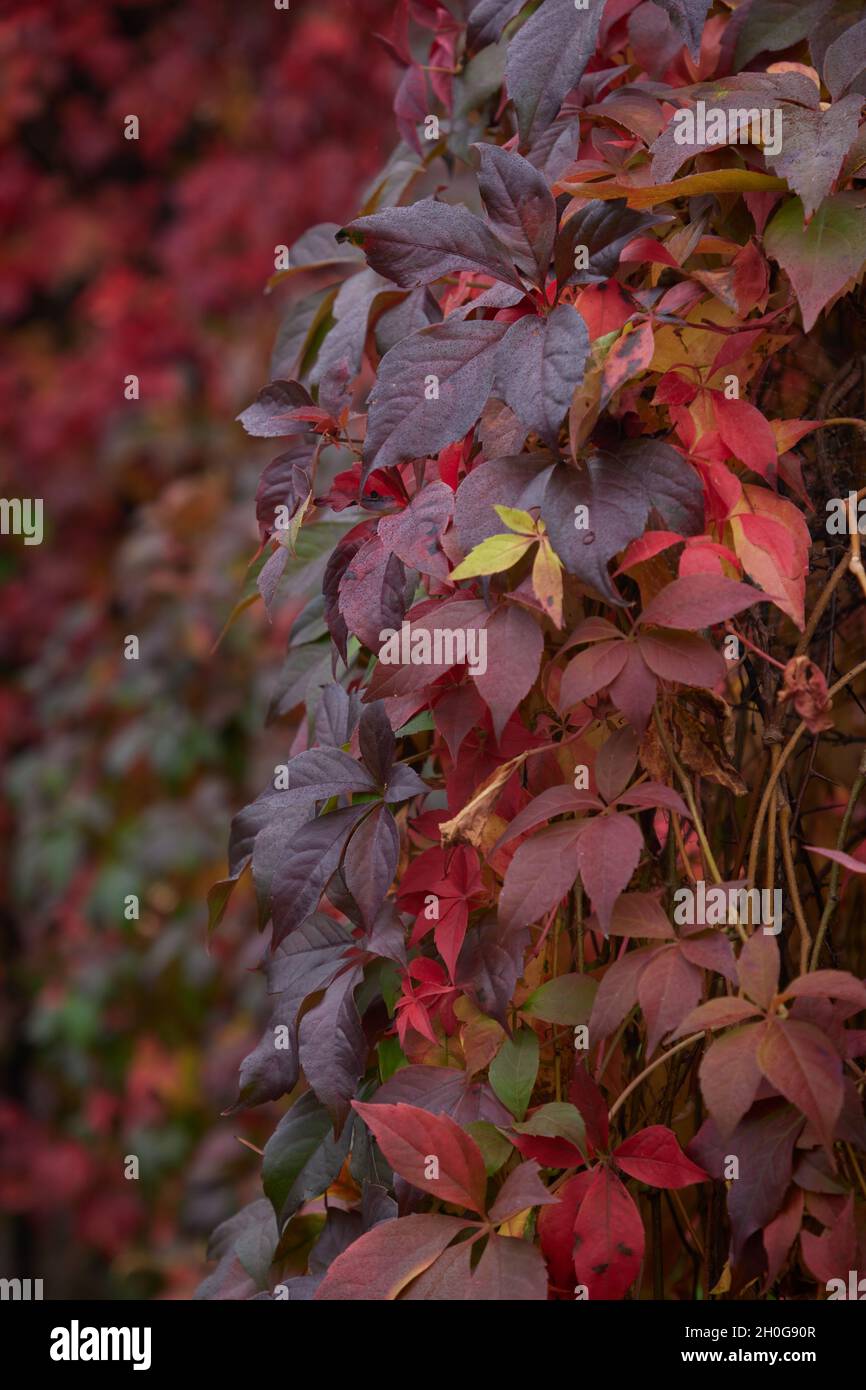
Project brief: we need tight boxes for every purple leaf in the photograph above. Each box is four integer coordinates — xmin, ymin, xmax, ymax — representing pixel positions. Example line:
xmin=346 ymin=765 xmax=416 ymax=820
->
xmin=271 ymin=805 xmax=369 ymax=946
xmin=312 ymin=268 xmax=389 ymax=414
xmin=488 ymin=1160 xmax=558 ymax=1224
xmin=237 ymin=379 xmax=314 ymax=438
xmin=576 ymin=812 xmax=644 ymax=935
xmin=298 ymin=964 xmax=366 ymax=1130
xmin=653 ymin=0 xmax=713 ymax=58
xmin=823 ymin=17 xmax=866 ymax=98
xmin=315 ymin=685 xmax=361 ymax=749
xmin=377 ymin=481 xmax=454 ymax=580
xmin=505 ymin=0 xmax=604 ymax=147
xmin=339 ymin=198 xmax=523 ymax=291
xmin=343 ymin=805 xmax=399 ymax=929
xmin=373 ymin=1065 xmax=512 ymax=1127
xmin=555 ymin=199 xmax=664 ymax=288
xmin=338 ymin=535 xmax=408 ymax=650
xmin=359 ymin=700 xmax=396 ymax=785
xmin=468 ymin=0 xmax=529 ymax=48
xmin=286 ymin=747 xmax=378 ymax=801
xmin=384 ymin=762 xmax=429 ymax=803
xmin=766 ymin=96 xmax=864 ymax=220
xmin=542 ymin=441 xmax=704 ymax=605
xmin=233 ymin=915 xmax=353 ymax=1110
xmin=255 ymin=437 xmax=314 ymax=539
xmin=363 ymin=318 xmax=511 ymax=478
xmin=474 ymin=143 xmax=557 ymax=286
xmin=495 ymin=305 xmax=590 ymax=445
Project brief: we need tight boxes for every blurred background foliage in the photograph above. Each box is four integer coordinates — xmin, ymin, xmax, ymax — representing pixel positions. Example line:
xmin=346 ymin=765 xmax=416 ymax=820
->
xmin=0 ymin=0 xmax=394 ymax=1298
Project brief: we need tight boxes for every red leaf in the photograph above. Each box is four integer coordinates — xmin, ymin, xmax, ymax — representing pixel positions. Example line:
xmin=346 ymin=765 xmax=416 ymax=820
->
xmin=608 ymin=644 xmax=659 ymax=733
xmin=377 ymin=481 xmax=453 ymax=579
xmin=499 ymin=822 xmax=583 ymax=931
xmin=672 ymin=996 xmax=763 ymax=1039
xmin=636 ymin=627 xmax=726 ymax=688
xmin=495 ymin=786 xmax=602 ymax=851
xmin=763 ymin=1187 xmax=804 ymax=1291
xmin=638 ymin=574 xmax=762 ymax=630
xmin=784 ymin=971 xmax=866 ymax=1009
xmin=538 ymin=1171 xmax=594 ymax=1293
xmin=353 ymin=1101 xmax=489 ymax=1214
xmin=801 ymin=1195 xmax=857 ymax=1286
xmin=756 ymin=1020 xmax=843 ymax=1154
xmin=698 ymin=1025 xmax=763 ymax=1137
xmin=712 ymin=394 xmax=778 ymax=480
xmin=569 ymin=1062 xmax=610 ymax=1153
xmin=315 ymin=1213 xmax=470 ymax=1300
xmin=560 ymin=639 xmax=628 ymax=709
xmin=572 ymin=1167 xmax=644 ymax=1300
xmin=738 ymin=931 xmax=780 ymax=1010
xmin=589 ymin=947 xmax=656 ymax=1041
xmin=805 ymin=844 xmax=866 ymax=874
xmin=613 ymin=1125 xmax=709 ymax=1189
xmin=638 ymin=946 xmax=703 ymax=1056
xmin=608 ymin=892 xmax=676 ymax=940
xmin=473 ymin=604 xmax=544 ymax=740
xmin=577 ymin=813 xmax=644 ymax=935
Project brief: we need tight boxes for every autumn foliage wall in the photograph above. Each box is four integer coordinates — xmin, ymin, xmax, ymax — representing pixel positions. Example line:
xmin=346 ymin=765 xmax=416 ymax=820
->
xmin=202 ymin=0 xmax=866 ymax=1303
xmin=1 ymin=0 xmax=394 ymax=1298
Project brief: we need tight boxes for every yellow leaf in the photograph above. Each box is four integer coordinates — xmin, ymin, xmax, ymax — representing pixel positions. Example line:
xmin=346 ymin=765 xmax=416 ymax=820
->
xmin=558 ymin=169 xmax=788 ymax=210
xmin=449 ymin=532 xmax=534 ymax=580
xmin=493 ymin=504 xmax=538 ymax=535
xmin=498 ymin=1208 xmax=531 ymax=1238
xmin=532 ymin=538 xmax=564 ymax=628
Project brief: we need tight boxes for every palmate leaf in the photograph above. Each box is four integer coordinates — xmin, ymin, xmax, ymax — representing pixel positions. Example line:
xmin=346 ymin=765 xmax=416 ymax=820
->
xmin=505 ymin=0 xmax=604 ymax=147
xmin=363 ymin=318 xmax=511 ymax=479
xmin=652 ymin=0 xmax=714 ymax=58
xmin=764 ymin=193 xmax=866 ymax=332
xmin=474 ymin=142 xmax=557 ymax=286
xmin=353 ymin=1100 xmax=490 ymax=1213
xmin=339 ymin=198 xmax=524 ymax=291
xmin=495 ymin=305 xmax=590 ymax=445
xmin=542 ymin=439 xmax=705 ymax=604
xmin=315 ymin=1213 xmax=472 ymax=1301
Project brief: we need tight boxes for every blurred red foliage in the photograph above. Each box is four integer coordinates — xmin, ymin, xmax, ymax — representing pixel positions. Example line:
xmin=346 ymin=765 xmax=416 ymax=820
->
xmin=0 ymin=0 xmax=395 ymax=1297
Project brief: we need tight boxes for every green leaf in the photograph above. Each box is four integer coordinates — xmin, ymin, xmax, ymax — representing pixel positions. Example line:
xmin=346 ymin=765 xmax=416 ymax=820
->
xmin=262 ymin=1092 xmax=350 ymax=1226
xmin=466 ymin=1121 xmax=514 ymax=1176
xmin=489 ymin=1028 xmax=540 ymax=1121
xmin=450 ymin=532 xmax=534 ymax=580
xmin=513 ymin=1101 xmax=587 ymax=1154
xmin=522 ymin=972 xmax=597 ymax=1025
xmin=493 ymin=504 xmax=538 ymax=535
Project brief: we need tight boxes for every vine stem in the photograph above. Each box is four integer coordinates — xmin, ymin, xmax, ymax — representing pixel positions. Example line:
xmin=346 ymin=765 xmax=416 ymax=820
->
xmin=652 ymin=708 xmax=723 ymax=886
xmin=810 ymin=749 xmax=866 ymax=969
xmin=746 ymin=657 xmax=866 ymax=898
xmin=607 ymin=1033 xmax=703 ymax=1123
